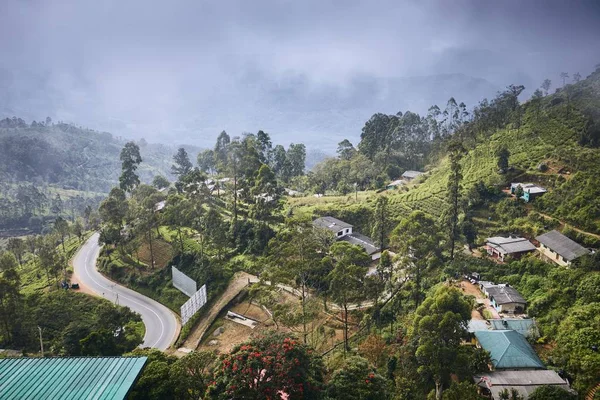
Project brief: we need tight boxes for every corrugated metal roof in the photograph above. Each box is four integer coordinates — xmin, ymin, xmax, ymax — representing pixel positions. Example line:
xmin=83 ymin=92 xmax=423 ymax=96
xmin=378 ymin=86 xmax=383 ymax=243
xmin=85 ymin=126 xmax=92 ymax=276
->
xmin=486 ymin=285 xmax=527 ymax=305
xmin=468 ymin=319 xmax=490 ymax=333
xmin=475 ymin=330 xmax=545 ymax=370
xmin=401 ymin=170 xmax=424 ymax=179
xmin=0 ymin=357 xmax=147 ymax=400
xmin=486 ymin=236 xmax=536 ymax=255
xmin=490 ymin=319 xmax=538 ymax=337
xmin=313 ymin=216 xmax=353 ymax=232
xmin=474 ymin=370 xmax=572 ymax=399
xmin=340 ymin=232 xmax=379 ymax=255
xmin=510 ymin=183 xmax=547 ymax=194
xmin=535 ymin=230 xmax=590 ymax=261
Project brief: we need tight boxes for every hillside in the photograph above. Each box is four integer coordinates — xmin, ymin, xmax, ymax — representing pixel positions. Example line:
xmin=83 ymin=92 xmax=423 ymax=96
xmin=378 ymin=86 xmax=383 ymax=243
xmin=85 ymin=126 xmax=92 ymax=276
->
xmin=0 ymin=119 xmax=176 ymax=192
xmin=387 ymin=70 xmax=600 ymax=234
xmin=290 ymin=68 xmax=600 ymax=243
xmin=0 ymin=119 xmax=182 ymax=233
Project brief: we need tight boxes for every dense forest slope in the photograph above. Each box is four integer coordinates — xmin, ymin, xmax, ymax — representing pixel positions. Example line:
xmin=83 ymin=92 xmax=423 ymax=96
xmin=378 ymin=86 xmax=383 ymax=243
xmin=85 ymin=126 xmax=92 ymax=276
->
xmin=0 ymin=119 xmax=178 ymax=233
xmin=0 ymin=119 xmax=175 ymax=192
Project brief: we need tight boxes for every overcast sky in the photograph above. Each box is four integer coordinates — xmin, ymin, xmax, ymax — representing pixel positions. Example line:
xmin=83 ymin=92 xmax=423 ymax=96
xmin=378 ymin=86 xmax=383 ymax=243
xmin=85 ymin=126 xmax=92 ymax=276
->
xmin=1 ymin=0 xmax=599 ymax=150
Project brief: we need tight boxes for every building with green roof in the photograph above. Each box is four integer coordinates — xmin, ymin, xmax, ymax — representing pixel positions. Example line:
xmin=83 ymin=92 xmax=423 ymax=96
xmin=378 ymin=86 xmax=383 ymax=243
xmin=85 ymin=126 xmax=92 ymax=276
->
xmin=0 ymin=356 xmax=147 ymax=400
xmin=474 ymin=330 xmax=545 ymax=370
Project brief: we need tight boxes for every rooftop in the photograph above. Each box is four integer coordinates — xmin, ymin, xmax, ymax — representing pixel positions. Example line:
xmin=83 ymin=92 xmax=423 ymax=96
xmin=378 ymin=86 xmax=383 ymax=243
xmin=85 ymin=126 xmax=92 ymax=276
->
xmin=535 ymin=230 xmax=590 ymax=261
xmin=490 ymin=319 xmax=538 ymax=338
xmin=340 ymin=232 xmax=379 ymax=255
xmin=154 ymin=200 xmax=166 ymax=212
xmin=486 ymin=236 xmax=536 ymax=255
xmin=486 ymin=285 xmax=527 ymax=305
xmin=511 ymin=183 xmax=547 ymax=194
xmin=474 ymin=370 xmax=571 ymax=399
xmin=313 ymin=216 xmax=353 ymax=232
xmin=402 ymin=170 xmax=424 ymax=179
xmin=475 ymin=330 xmax=545 ymax=370
xmin=468 ymin=319 xmax=490 ymax=333
xmin=0 ymin=357 xmax=147 ymax=400
xmin=387 ymin=179 xmax=404 ymax=187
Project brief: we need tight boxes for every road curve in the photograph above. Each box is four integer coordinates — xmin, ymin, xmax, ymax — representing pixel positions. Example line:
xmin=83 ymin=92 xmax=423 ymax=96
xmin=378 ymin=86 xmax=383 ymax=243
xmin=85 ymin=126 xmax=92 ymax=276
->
xmin=72 ymin=233 xmax=179 ymax=350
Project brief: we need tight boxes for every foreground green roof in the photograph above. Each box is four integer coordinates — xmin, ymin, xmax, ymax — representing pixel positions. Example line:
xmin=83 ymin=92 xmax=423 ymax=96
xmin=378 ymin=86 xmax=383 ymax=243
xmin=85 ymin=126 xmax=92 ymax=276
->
xmin=0 ymin=356 xmax=147 ymax=400
xmin=475 ymin=330 xmax=545 ymax=369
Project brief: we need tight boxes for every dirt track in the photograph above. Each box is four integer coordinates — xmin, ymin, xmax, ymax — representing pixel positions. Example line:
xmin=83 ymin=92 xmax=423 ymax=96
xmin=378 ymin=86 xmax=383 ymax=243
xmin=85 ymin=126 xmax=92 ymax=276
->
xmin=177 ymin=271 xmax=258 ymax=354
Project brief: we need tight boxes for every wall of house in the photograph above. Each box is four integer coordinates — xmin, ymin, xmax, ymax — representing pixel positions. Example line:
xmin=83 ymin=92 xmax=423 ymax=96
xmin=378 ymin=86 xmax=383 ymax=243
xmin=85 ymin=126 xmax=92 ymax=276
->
xmin=498 ymin=302 xmax=526 ymax=314
xmin=335 ymin=227 xmax=353 ymax=238
xmin=538 ymin=245 xmax=570 ymax=267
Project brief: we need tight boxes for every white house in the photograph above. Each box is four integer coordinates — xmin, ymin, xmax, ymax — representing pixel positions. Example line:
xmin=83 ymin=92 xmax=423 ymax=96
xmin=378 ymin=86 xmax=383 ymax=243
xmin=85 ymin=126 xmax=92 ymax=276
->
xmin=313 ymin=216 xmax=381 ymax=260
xmin=313 ymin=216 xmax=353 ymax=238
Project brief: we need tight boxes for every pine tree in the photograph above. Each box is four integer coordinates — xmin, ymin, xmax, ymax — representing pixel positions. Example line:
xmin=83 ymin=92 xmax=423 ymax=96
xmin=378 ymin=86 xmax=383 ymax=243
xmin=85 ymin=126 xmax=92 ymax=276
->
xmin=445 ymin=140 xmax=465 ymax=260
xmin=171 ymin=147 xmax=193 ymax=177
xmin=119 ymin=142 xmax=142 ymax=193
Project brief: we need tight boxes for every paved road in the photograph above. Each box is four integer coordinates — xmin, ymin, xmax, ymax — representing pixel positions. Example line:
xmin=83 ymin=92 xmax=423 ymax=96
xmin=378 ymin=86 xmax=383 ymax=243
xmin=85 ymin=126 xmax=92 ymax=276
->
xmin=72 ymin=233 xmax=179 ymax=350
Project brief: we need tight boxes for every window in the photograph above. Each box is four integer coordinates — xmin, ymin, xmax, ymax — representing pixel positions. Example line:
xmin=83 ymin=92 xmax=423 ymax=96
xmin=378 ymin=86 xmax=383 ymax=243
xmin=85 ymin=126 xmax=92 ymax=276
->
xmin=337 ymin=231 xmax=343 ymax=237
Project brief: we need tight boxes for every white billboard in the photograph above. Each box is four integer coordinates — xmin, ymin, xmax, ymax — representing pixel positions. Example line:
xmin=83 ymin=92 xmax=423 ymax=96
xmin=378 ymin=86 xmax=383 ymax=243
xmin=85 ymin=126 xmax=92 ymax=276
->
xmin=172 ymin=266 xmax=197 ymax=297
xmin=181 ymin=284 xmax=207 ymax=326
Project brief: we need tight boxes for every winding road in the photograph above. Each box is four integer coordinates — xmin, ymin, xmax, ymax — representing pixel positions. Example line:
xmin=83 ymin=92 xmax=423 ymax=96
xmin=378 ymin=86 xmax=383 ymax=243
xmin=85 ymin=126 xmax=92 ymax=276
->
xmin=72 ymin=233 xmax=179 ymax=350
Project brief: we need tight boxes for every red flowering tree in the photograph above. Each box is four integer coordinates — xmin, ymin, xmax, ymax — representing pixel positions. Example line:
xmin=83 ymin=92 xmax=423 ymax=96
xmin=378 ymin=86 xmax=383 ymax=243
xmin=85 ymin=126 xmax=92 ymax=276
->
xmin=205 ymin=332 xmax=325 ymax=399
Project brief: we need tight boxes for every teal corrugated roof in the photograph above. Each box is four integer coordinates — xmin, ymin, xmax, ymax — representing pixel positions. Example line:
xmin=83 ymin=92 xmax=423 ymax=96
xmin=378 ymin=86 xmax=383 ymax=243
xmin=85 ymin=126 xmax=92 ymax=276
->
xmin=474 ymin=330 xmax=545 ymax=369
xmin=0 ymin=357 xmax=147 ymax=400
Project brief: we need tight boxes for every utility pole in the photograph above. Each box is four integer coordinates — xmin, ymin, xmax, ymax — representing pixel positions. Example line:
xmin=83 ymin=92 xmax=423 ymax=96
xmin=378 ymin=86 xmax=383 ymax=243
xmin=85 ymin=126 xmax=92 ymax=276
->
xmin=37 ymin=326 xmax=44 ymax=357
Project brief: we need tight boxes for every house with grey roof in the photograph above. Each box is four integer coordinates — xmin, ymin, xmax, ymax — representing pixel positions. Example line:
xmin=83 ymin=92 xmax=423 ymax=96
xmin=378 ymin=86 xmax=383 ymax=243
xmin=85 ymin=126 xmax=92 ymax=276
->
xmin=340 ymin=232 xmax=380 ymax=260
xmin=313 ymin=216 xmax=353 ymax=238
xmin=313 ymin=216 xmax=381 ymax=260
xmin=474 ymin=370 xmax=573 ymax=400
xmin=401 ymin=170 xmax=424 ymax=181
xmin=486 ymin=236 xmax=536 ymax=262
xmin=484 ymin=284 xmax=527 ymax=314
xmin=536 ymin=230 xmax=590 ymax=267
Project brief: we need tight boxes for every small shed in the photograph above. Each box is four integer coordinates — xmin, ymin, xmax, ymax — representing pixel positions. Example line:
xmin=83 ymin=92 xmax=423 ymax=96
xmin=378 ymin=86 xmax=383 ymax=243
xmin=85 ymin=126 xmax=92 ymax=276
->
xmin=401 ymin=170 xmax=424 ymax=181
xmin=510 ymin=183 xmax=547 ymax=202
xmin=535 ymin=230 xmax=590 ymax=267
xmin=386 ymin=179 xmax=404 ymax=190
